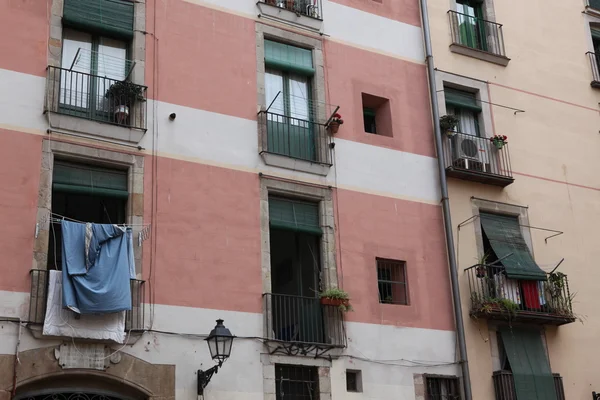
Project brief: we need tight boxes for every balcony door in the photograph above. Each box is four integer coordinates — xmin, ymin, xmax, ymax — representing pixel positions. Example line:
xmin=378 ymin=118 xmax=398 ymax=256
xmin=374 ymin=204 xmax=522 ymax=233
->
xmin=456 ymin=0 xmax=487 ymax=51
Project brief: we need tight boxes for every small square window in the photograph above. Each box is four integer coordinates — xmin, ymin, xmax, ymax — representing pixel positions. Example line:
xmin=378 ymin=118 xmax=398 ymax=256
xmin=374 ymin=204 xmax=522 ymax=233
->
xmin=361 ymin=93 xmax=392 ymax=137
xmin=346 ymin=370 xmax=362 ymax=392
xmin=377 ymin=258 xmax=408 ymax=305
xmin=425 ymin=376 xmax=461 ymax=400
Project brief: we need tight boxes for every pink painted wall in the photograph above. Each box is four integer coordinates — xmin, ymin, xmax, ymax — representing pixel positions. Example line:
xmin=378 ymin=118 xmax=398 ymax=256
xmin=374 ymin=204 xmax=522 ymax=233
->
xmin=145 ymin=0 xmax=258 ymax=120
xmin=0 ymin=0 xmax=49 ymax=77
xmin=0 ymin=130 xmax=42 ymax=292
xmin=336 ymin=189 xmax=454 ymax=331
xmin=330 ymin=0 xmax=421 ymax=27
xmin=324 ymin=40 xmax=435 ymax=158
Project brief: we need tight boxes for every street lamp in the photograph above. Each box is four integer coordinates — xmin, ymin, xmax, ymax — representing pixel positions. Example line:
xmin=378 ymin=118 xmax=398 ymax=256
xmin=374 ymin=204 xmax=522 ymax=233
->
xmin=198 ymin=319 xmax=234 ymax=396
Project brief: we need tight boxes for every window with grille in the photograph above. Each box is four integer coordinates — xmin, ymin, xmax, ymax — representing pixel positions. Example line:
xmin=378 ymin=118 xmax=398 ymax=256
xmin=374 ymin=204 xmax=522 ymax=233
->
xmin=425 ymin=376 xmax=461 ymax=400
xmin=377 ymin=258 xmax=408 ymax=305
xmin=346 ymin=370 xmax=362 ymax=392
xmin=275 ymin=365 xmax=319 ymax=400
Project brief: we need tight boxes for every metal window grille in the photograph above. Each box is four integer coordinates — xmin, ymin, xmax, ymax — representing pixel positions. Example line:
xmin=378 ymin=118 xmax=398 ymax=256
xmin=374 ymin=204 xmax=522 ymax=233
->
xmin=426 ymin=376 xmax=461 ymax=400
xmin=377 ymin=258 xmax=408 ymax=305
xmin=346 ymin=370 xmax=361 ymax=392
xmin=275 ymin=365 xmax=319 ymax=400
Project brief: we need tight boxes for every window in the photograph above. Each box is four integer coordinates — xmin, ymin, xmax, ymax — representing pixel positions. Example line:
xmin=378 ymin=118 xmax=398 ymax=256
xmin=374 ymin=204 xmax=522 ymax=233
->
xmin=455 ymin=0 xmax=487 ymax=51
xmin=361 ymin=93 xmax=392 ymax=137
xmin=275 ymin=365 xmax=319 ymax=400
xmin=425 ymin=376 xmax=461 ymax=400
xmin=444 ymin=88 xmax=481 ymax=136
xmin=48 ymin=161 xmax=128 ymax=269
xmin=346 ymin=370 xmax=362 ymax=392
xmin=377 ymin=258 xmax=408 ymax=305
xmin=264 ymin=40 xmax=316 ymax=161
xmin=590 ymin=26 xmax=600 ymax=85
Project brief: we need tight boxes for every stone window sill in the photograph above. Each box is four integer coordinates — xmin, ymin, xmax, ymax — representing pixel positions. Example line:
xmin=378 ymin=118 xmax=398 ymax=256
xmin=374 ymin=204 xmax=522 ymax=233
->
xmin=449 ymin=44 xmax=510 ymax=67
xmin=260 ymin=152 xmax=331 ymax=176
xmin=48 ymin=113 xmax=145 ymax=144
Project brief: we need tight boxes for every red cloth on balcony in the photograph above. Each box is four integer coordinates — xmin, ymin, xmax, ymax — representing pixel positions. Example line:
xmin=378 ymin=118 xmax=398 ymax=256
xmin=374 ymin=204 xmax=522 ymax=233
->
xmin=521 ymin=280 xmax=541 ymax=309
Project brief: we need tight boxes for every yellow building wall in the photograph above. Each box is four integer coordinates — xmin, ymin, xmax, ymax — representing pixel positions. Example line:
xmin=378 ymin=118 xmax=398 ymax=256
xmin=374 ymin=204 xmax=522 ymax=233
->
xmin=428 ymin=0 xmax=600 ymax=398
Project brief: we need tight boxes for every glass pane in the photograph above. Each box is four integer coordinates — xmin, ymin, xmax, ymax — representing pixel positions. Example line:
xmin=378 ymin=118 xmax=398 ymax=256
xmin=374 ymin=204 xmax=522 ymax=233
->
xmin=288 ymin=74 xmax=309 ymax=126
xmin=266 ymin=69 xmax=285 ymax=122
xmin=96 ymin=37 xmax=127 ymax=112
xmin=61 ymin=29 xmax=92 ymax=109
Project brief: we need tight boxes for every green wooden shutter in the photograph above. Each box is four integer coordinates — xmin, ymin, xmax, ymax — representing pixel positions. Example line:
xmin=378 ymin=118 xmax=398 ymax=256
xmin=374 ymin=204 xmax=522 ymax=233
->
xmin=445 ymin=88 xmax=482 ymax=112
xmin=63 ymin=0 xmax=134 ymax=40
xmin=265 ymin=40 xmax=315 ymax=76
xmin=53 ymin=161 xmax=129 ymax=199
xmin=499 ymin=327 xmax=557 ymax=400
xmin=480 ymin=213 xmax=547 ymax=281
xmin=269 ymin=198 xmax=321 ymax=235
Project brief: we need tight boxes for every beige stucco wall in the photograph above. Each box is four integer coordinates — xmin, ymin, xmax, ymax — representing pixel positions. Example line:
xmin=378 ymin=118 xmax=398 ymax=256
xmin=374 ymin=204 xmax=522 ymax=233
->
xmin=428 ymin=0 xmax=600 ymax=399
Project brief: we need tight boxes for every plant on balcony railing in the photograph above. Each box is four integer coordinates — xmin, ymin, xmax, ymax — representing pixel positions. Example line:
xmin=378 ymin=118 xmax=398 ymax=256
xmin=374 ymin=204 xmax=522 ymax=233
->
xmin=327 ymin=113 xmax=344 ymax=135
xmin=320 ymin=288 xmax=353 ymax=312
xmin=490 ymin=134 xmax=508 ymax=150
xmin=106 ymin=80 xmax=146 ymax=125
xmin=471 ymin=291 xmax=520 ymax=319
xmin=439 ymin=114 xmax=460 ymax=136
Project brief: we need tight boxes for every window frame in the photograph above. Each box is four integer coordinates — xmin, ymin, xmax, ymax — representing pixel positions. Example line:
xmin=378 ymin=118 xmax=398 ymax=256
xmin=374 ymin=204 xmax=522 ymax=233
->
xmin=376 ymin=258 xmax=409 ymax=305
xmin=424 ymin=375 xmax=462 ymax=400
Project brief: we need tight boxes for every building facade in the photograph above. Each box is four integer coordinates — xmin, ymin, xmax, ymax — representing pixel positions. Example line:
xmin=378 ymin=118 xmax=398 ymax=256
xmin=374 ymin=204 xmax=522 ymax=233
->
xmin=427 ymin=0 xmax=600 ymax=398
xmin=0 ymin=0 xmax=461 ymax=399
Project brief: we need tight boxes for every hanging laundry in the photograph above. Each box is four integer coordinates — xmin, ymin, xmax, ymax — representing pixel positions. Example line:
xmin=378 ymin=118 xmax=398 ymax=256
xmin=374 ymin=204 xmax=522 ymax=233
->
xmin=494 ymin=273 xmax=521 ymax=305
xmin=522 ymin=280 xmax=541 ymax=310
xmin=62 ymin=220 xmax=136 ymax=314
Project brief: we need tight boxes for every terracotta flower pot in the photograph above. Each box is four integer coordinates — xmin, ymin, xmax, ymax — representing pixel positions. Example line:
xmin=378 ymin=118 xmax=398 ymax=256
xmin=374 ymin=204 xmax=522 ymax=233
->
xmin=320 ymin=297 xmax=349 ymax=307
xmin=286 ymin=0 xmax=295 ymax=10
xmin=328 ymin=121 xmax=340 ymax=134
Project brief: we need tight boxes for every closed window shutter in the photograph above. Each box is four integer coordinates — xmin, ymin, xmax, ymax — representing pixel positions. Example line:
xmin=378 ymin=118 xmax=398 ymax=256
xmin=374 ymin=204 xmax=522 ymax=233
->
xmin=53 ymin=162 xmax=129 ymax=199
xmin=63 ymin=0 xmax=134 ymax=40
xmin=444 ymin=88 xmax=482 ymax=112
xmin=269 ymin=198 xmax=321 ymax=235
xmin=265 ymin=40 xmax=315 ymax=76
xmin=499 ymin=327 xmax=557 ymax=400
xmin=480 ymin=213 xmax=547 ymax=281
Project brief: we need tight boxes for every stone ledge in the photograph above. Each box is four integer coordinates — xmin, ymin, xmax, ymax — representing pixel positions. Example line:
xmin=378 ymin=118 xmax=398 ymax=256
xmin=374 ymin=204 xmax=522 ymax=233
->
xmin=449 ymin=43 xmax=510 ymax=67
xmin=48 ymin=113 xmax=145 ymax=144
xmin=260 ymin=152 xmax=331 ymax=176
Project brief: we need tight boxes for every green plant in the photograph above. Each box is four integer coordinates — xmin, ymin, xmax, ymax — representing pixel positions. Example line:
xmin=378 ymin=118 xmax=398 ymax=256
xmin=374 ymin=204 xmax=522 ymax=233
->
xmin=320 ymin=288 xmax=353 ymax=312
xmin=439 ymin=115 xmax=460 ymax=132
xmin=106 ymin=80 xmax=146 ymax=106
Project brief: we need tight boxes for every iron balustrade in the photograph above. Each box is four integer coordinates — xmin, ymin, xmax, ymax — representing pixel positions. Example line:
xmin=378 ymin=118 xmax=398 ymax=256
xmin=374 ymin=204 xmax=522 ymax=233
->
xmin=259 ymin=0 xmax=323 ymax=19
xmin=258 ymin=110 xmax=332 ymax=165
xmin=492 ymin=371 xmax=565 ymax=400
xmin=442 ymin=132 xmax=513 ymax=186
xmin=466 ymin=264 xmax=575 ymax=325
xmin=263 ymin=293 xmax=345 ymax=347
xmin=28 ymin=269 xmax=146 ymax=331
xmin=587 ymin=52 xmax=600 ymax=87
xmin=448 ymin=10 xmax=506 ymax=57
xmin=46 ymin=66 xmax=147 ymax=130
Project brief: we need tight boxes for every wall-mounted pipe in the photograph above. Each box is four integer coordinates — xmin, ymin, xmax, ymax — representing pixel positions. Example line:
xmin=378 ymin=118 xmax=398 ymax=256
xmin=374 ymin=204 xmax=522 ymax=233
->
xmin=418 ymin=0 xmax=473 ymax=399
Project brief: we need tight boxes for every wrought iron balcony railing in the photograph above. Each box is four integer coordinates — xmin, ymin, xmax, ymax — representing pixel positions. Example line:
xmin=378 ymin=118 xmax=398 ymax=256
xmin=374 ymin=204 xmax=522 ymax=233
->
xmin=28 ymin=269 xmax=146 ymax=331
xmin=442 ymin=132 xmax=513 ymax=186
xmin=448 ymin=10 xmax=506 ymax=57
xmin=587 ymin=52 xmax=600 ymax=88
xmin=259 ymin=0 xmax=323 ymax=19
xmin=258 ymin=111 xmax=332 ymax=165
xmin=493 ymin=371 xmax=566 ymax=400
xmin=263 ymin=293 xmax=345 ymax=347
xmin=466 ymin=264 xmax=575 ymax=325
xmin=46 ymin=66 xmax=147 ymax=130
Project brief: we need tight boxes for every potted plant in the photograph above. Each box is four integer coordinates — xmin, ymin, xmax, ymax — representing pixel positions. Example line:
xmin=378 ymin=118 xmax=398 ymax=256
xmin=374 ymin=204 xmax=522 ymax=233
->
xmin=327 ymin=113 xmax=344 ymax=134
xmin=286 ymin=0 xmax=295 ymax=10
xmin=320 ymin=287 xmax=352 ymax=312
xmin=105 ymin=80 xmax=146 ymax=125
xmin=490 ymin=134 xmax=507 ymax=150
xmin=439 ymin=115 xmax=460 ymax=137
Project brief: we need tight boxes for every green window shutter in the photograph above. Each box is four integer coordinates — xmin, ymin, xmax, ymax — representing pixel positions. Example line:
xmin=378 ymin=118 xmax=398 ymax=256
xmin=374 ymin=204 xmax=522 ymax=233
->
xmin=499 ymin=327 xmax=557 ymax=400
xmin=265 ymin=40 xmax=315 ymax=76
xmin=269 ymin=198 xmax=321 ymax=235
xmin=63 ymin=0 xmax=134 ymax=40
xmin=53 ymin=161 xmax=129 ymax=199
xmin=480 ymin=213 xmax=547 ymax=281
xmin=445 ymin=88 xmax=482 ymax=112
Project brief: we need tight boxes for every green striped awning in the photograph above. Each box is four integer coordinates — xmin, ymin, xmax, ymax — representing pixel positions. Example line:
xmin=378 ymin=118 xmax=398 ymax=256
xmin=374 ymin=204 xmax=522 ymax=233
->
xmin=63 ymin=0 xmax=135 ymax=40
xmin=265 ymin=40 xmax=315 ymax=76
xmin=269 ymin=198 xmax=321 ymax=235
xmin=480 ymin=213 xmax=546 ymax=281
xmin=53 ymin=161 xmax=128 ymax=199
xmin=499 ymin=327 xmax=557 ymax=400
xmin=445 ymin=88 xmax=482 ymax=112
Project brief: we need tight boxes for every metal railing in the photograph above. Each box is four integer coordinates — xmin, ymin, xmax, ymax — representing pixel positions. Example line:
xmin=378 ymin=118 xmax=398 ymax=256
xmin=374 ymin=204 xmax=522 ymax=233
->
xmin=260 ymin=0 xmax=323 ymax=19
xmin=466 ymin=265 xmax=575 ymax=323
xmin=442 ymin=132 xmax=512 ymax=179
xmin=28 ymin=269 xmax=146 ymax=331
xmin=46 ymin=66 xmax=147 ymax=130
xmin=587 ymin=52 xmax=600 ymax=85
xmin=448 ymin=10 xmax=506 ymax=57
xmin=492 ymin=371 xmax=565 ymax=400
xmin=258 ymin=111 xmax=332 ymax=165
xmin=263 ymin=293 xmax=345 ymax=347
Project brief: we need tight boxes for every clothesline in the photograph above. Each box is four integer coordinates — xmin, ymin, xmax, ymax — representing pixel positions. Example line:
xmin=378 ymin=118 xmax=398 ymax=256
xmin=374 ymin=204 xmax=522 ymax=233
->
xmin=48 ymin=212 xmax=149 ymax=228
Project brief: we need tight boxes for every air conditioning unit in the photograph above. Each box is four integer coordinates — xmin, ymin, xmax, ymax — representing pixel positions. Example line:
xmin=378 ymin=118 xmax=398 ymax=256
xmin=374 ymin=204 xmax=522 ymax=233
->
xmin=451 ymin=135 xmax=491 ymax=173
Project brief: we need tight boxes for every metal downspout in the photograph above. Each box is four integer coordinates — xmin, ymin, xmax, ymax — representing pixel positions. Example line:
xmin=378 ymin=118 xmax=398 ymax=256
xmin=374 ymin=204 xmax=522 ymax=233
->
xmin=418 ymin=1 xmax=473 ymax=399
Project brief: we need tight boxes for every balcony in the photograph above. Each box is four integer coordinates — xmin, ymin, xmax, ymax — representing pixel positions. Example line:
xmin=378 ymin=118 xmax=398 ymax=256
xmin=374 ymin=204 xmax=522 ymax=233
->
xmin=493 ymin=371 xmax=566 ymax=400
xmin=28 ymin=269 xmax=145 ymax=332
xmin=263 ymin=293 xmax=345 ymax=353
xmin=587 ymin=52 xmax=600 ymax=88
xmin=447 ymin=10 xmax=509 ymax=66
xmin=442 ymin=132 xmax=514 ymax=187
xmin=466 ymin=265 xmax=576 ymax=326
xmin=257 ymin=0 xmax=323 ymax=30
xmin=45 ymin=66 xmax=147 ymax=142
